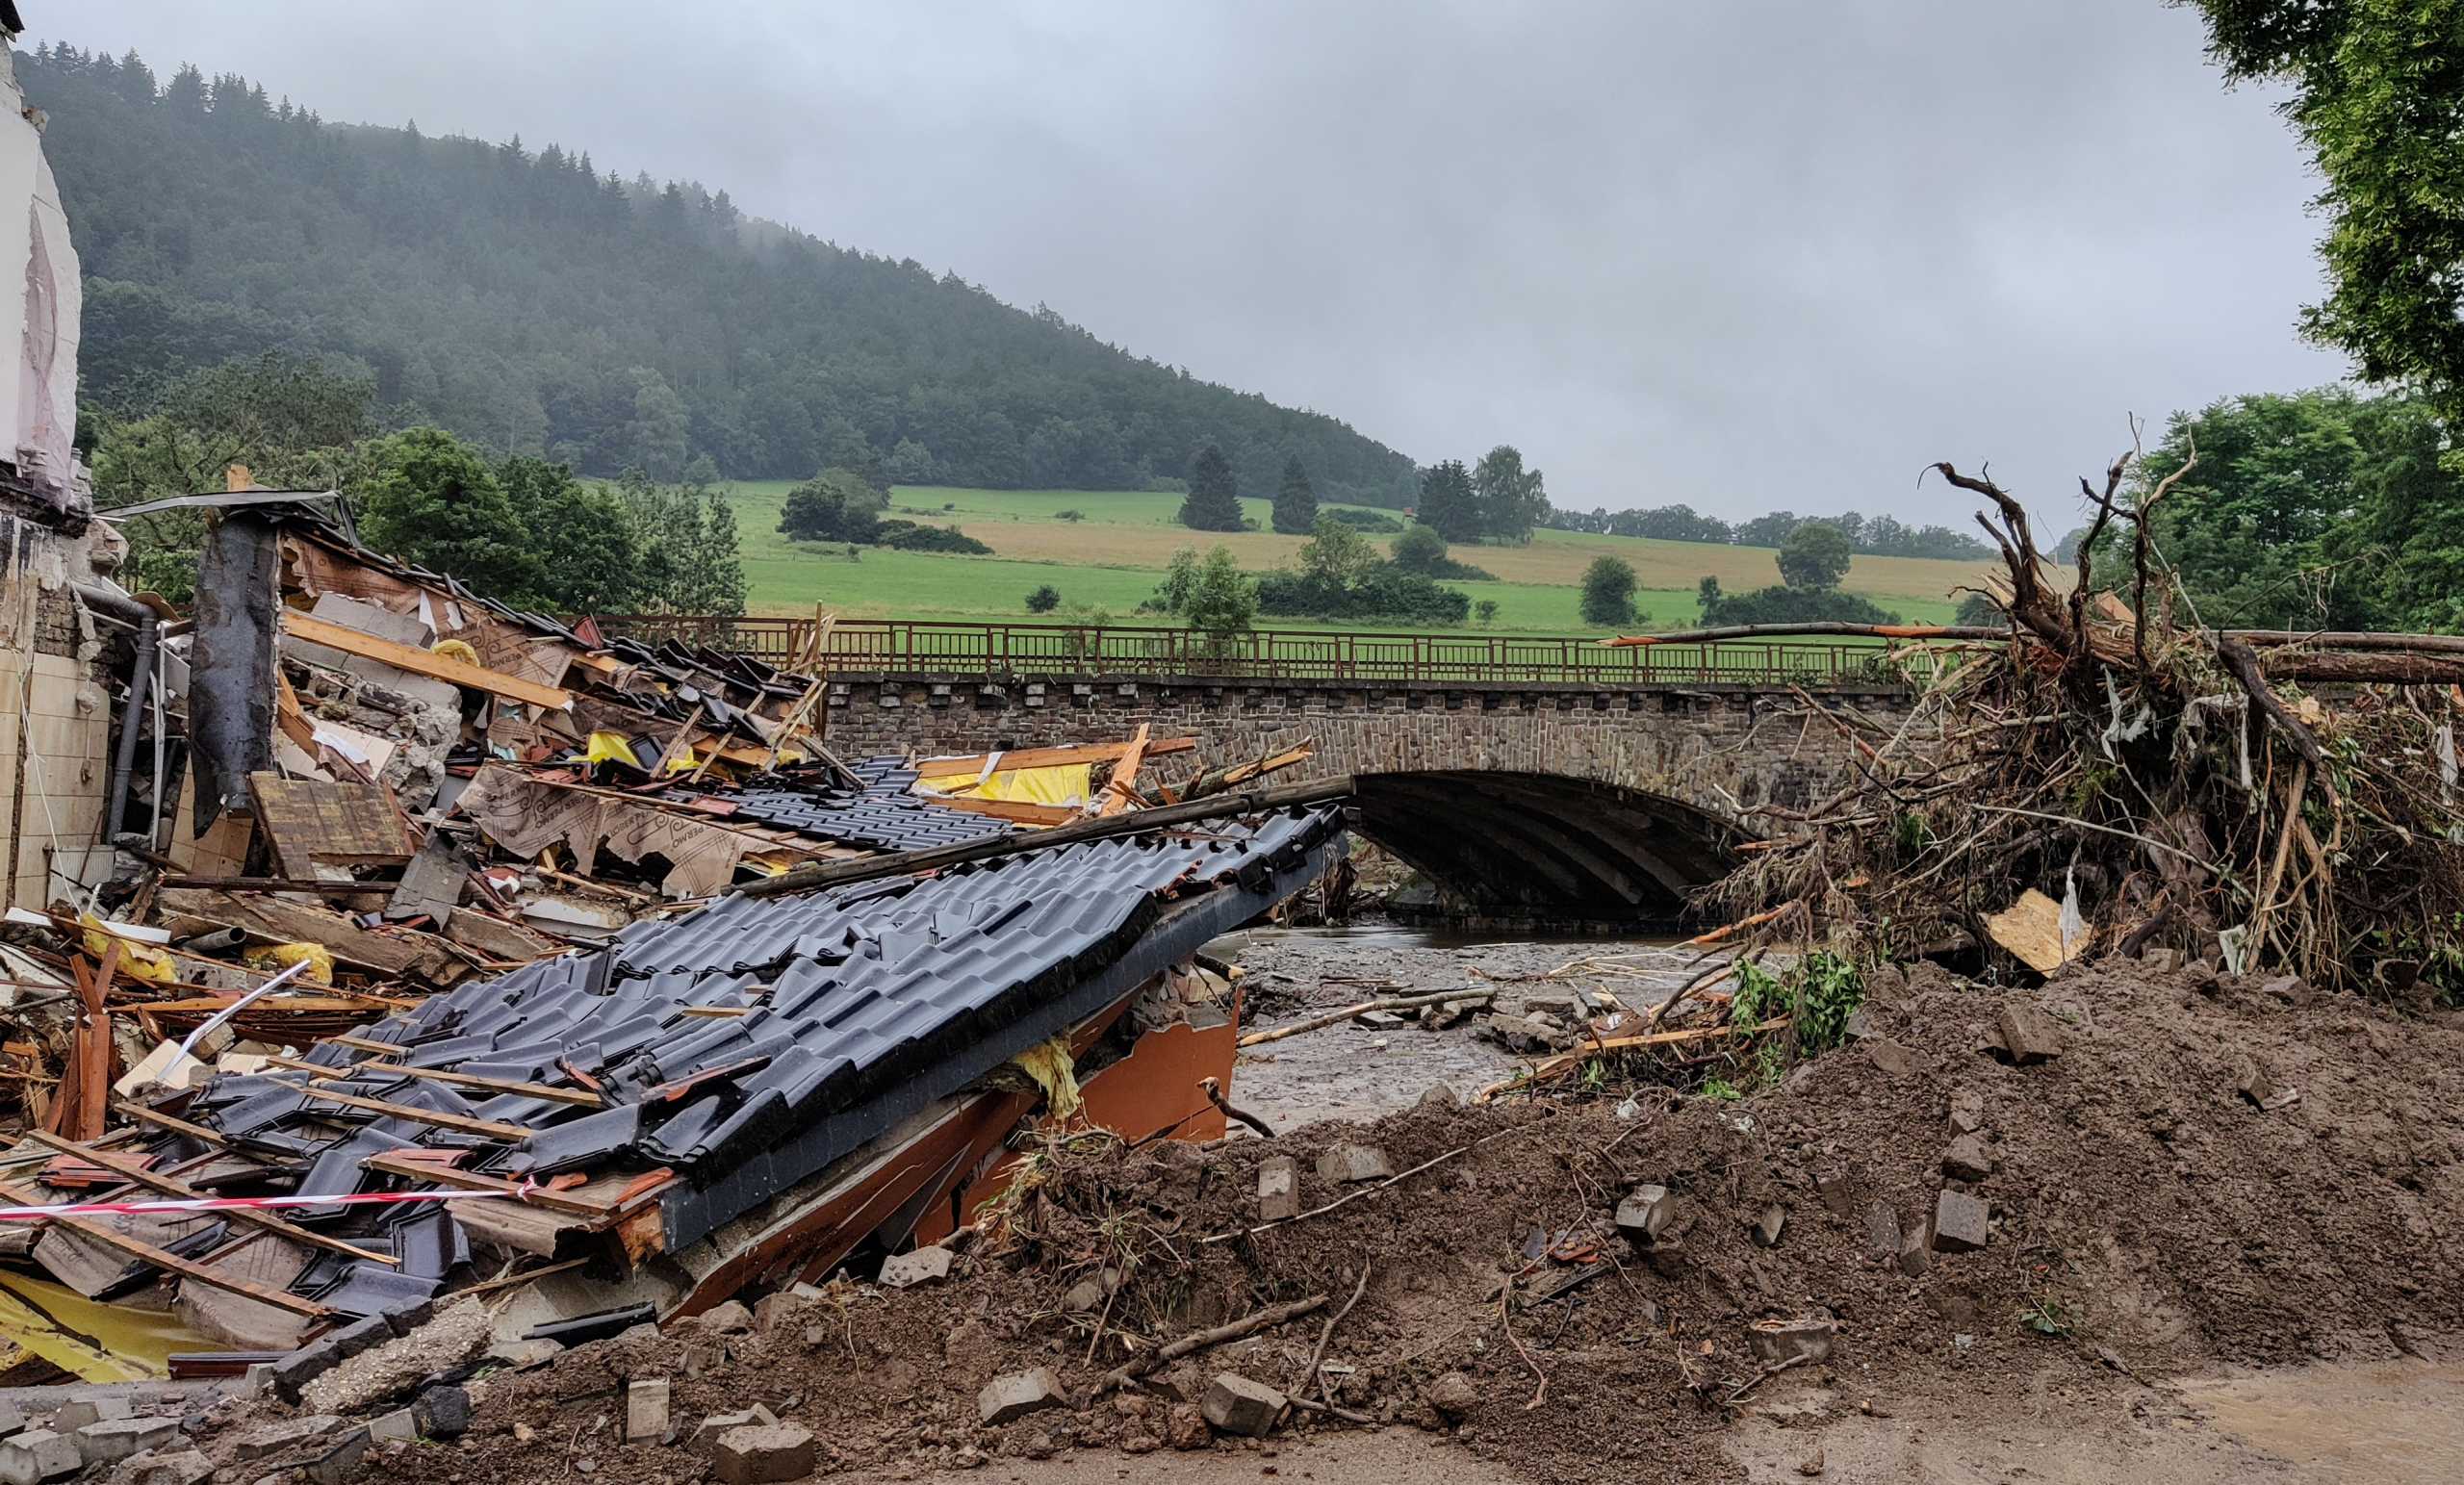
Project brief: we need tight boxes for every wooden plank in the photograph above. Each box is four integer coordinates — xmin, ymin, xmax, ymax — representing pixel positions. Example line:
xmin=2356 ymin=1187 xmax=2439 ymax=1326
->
xmin=248 ymin=772 xmax=413 ymax=873
xmin=0 ymin=1176 xmax=330 ymax=1319
xmin=1097 ymin=724 xmax=1152 ymax=816
xmin=925 ymin=795 xmax=1078 ymax=827
xmin=359 ymin=1152 xmax=609 ymax=1218
xmin=917 ymin=736 xmax=1195 ymax=779
xmin=114 ymin=1101 xmax=232 ymax=1147
xmin=327 ymin=1034 xmax=409 ymax=1057
xmin=24 ymin=1130 xmax=397 ymax=1267
xmin=261 ymin=1052 xmax=603 ymax=1109
xmin=284 ymin=1083 xmax=536 ymax=1141
xmin=280 ymin=610 xmax=573 ymax=708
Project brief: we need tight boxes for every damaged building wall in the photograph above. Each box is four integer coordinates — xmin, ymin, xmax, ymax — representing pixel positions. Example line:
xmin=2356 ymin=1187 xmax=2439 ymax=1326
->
xmin=0 ymin=31 xmax=109 ymax=911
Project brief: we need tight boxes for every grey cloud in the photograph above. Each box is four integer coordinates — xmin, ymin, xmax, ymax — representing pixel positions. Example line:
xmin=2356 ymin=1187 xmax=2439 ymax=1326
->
xmin=42 ymin=0 xmax=2348 ymax=525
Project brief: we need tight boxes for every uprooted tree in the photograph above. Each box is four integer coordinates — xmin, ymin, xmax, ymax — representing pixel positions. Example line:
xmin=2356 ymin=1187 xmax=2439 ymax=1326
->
xmin=1708 ymin=446 xmax=2464 ymax=1003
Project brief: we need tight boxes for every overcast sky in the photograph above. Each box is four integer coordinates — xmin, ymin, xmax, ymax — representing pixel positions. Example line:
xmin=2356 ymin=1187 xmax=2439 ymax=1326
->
xmin=41 ymin=1 xmax=2346 ymax=525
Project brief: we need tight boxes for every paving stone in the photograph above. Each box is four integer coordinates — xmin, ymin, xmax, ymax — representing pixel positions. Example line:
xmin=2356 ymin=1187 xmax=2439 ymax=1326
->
xmin=305 ymin=1427 xmax=369 ymax=1485
xmin=75 ymin=1418 xmax=179 ymax=1467
xmin=1895 ymin=1223 xmax=1933 ymax=1276
xmin=877 ymin=1246 xmax=953 ymax=1289
xmin=689 ymin=1406 xmax=780 ymax=1456
xmin=366 ymin=1410 xmax=419 ymax=1446
xmin=1257 ymin=1156 xmax=1298 ymax=1221
xmin=0 ymin=1429 xmax=81 ymax=1484
xmin=1932 ymin=1190 xmax=1989 ymax=1253
xmin=711 ymin=1423 xmax=817 ymax=1485
xmin=54 ymin=1396 xmax=133 ymax=1432
xmin=625 ymin=1378 xmax=672 ymax=1444
xmin=1941 ymin=1133 xmax=1995 ymax=1183
xmin=1615 ymin=1183 xmax=1678 ymax=1242
xmin=1861 ymin=1201 xmax=1902 ymax=1257
xmin=107 ymin=1447 xmax=213 ymax=1485
xmin=1750 ymin=1203 xmax=1787 ymax=1247
xmin=1947 ymin=1088 xmax=1986 ymax=1135
xmin=1199 ymin=1373 xmax=1287 ymax=1437
xmin=978 ymin=1368 xmax=1067 ymax=1427
xmin=1997 ymin=1006 xmax=2065 ymax=1064
xmin=1314 ymin=1145 xmax=1395 ymax=1184
xmin=232 ymin=1416 xmax=346 ymax=1462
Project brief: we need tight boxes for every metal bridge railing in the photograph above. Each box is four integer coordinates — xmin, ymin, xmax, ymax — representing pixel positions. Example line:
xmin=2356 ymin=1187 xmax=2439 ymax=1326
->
xmin=592 ymin=616 xmax=1912 ymax=689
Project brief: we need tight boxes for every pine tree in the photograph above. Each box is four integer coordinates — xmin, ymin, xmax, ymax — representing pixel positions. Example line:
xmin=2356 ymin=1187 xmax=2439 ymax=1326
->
xmin=1417 ymin=460 xmax=1480 ymax=543
xmin=1270 ymin=455 xmax=1317 ymax=534
xmin=1178 ymin=443 xmax=1245 ymax=531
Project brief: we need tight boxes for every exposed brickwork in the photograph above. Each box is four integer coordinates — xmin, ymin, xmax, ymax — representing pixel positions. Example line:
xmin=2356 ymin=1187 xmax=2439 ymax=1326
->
xmin=824 ymin=675 xmax=1912 ymax=828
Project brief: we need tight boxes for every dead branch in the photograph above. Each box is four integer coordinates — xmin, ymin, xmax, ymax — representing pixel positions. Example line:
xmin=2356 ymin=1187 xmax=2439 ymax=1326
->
xmin=1299 ymin=1263 xmax=1372 ymax=1408
xmin=1096 ymin=1293 xmax=1329 ymax=1394
xmin=1236 ymin=986 xmax=1494 ymax=1047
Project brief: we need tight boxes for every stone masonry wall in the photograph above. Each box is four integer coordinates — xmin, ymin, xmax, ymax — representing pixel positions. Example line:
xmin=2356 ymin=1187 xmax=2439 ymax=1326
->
xmin=824 ymin=675 xmax=1914 ymax=827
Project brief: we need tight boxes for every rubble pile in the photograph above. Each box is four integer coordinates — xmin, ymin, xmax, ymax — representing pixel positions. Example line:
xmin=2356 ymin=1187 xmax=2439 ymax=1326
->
xmin=142 ymin=954 xmax=2444 ymax=1485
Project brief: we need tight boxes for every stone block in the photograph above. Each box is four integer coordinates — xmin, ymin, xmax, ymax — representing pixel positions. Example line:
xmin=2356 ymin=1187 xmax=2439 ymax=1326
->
xmin=1199 ymin=1373 xmax=1287 ymax=1437
xmin=1750 ymin=1203 xmax=1787 ymax=1247
xmin=74 ymin=1418 xmax=178 ymax=1467
xmin=414 ymin=1385 xmax=472 ymax=1442
xmin=267 ymin=1341 xmax=341 ymax=1403
xmin=699 ymin=1299 xmax=755 ymax=1334
xmin=1257 ymin=1156 xmax=1298 ymax=1221
xmin=0 ymin=1430 xmax=79 ymax=1485
xmin=978 ymin=1368 xmax=1066 ymax=1427
xmin=625 ymin=1378 xmax=672 ymax=1444
xmin=689 ymin=1407 xmax=780 ymax=1457
xmin=54 ymin=1396 xmax=132 ymax=1432
xmin=1997 ymin=1006 xmax=2064 ymax=1064
xmin=1932 ymin=1190 xmax=1989 ymax=1253
xmin=232 ymin=1417 xmax=345 ymax=1462
xmin=1895 ymin=1224 xmax=1933 ymax=1276
xmin=1315 ymin=1145 xmax=1394 ymax=1184
xmin=1616 ymin=1184 xmax=1678 ymax=1242
xmin=877 ymin=1246 xmax=953 ymax=1289
xmin=305 ymin=1427 xmax=370 ymax=1485
xmin=1941 ymin=1133 xmax=1995 ymax=1183
xmin=1948 ymin=1088 xmax=1986 ymax=1135
xmin=711 ymin=1423 xmax=817 ymax=1485
xmin=1747 ymin=1318 xmax=1835 ymax=1367
xmin=366 ymin=1410 xmax=418 ymax=1446
xmin=485 ymin=1338 xmax=564 ymax=1370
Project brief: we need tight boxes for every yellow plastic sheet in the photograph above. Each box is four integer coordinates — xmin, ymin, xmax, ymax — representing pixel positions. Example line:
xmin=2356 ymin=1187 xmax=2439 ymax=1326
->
xmin=1009 ymin=1037 xmax=1084 ymax=1121
xmin=581 ymin=730 xmax=644 ymax=769
xmin=918 ymin=762 xmax=1091 ymax=807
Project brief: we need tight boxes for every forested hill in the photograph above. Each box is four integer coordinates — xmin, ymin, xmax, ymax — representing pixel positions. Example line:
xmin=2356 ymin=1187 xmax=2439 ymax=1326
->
xmin=21 ymin=45 xmax=1420 ymax=503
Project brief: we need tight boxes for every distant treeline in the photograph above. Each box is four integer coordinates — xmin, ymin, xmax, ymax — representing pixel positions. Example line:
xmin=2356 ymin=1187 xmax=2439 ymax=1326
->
xmin=1543 ymin=502 xmax=1991 ymax=559
xmin=22 ymin=44 xmax=1422 ymax=505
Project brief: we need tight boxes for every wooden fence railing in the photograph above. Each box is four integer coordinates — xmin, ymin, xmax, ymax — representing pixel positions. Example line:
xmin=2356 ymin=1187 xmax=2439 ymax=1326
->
xmin=592 ymin=616 xmax=1913 ymax=689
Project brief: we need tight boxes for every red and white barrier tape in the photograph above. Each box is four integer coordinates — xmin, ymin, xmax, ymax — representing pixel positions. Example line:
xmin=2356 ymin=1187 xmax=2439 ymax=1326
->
xmin=0 ymin=1181 xmax=541 ymax=1222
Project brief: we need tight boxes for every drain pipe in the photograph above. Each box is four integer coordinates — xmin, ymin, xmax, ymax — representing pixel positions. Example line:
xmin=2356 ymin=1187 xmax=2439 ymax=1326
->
xmin=75 ymin=582 xmax=159 ymax=847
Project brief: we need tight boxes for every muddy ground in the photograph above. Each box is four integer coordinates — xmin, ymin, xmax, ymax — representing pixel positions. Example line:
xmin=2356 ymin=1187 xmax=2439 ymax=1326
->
xmin=224 ymin=945 xmax=2464 ymax=1485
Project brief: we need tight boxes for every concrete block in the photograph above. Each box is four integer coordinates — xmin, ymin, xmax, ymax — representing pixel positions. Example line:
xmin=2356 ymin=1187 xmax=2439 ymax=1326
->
xmin=711 ymin=1423 xmax=817 ymax=1485
xmin=1315 ymin=1144 xmax=1395 ymax=1184
xmin=689 ymin=1406 xmax=780 ymax=1457
xmin=1932 ymin=1190 xmax=1989 ymax=1253
xmin=366 ymin=1409 xmax=419 ymax=1445
xmin=305 ymin=1427 xmax=370 ymax=1485
xmin=0 ymin=1429 xmax=78 ymax=1484
xmin=73 ymin=1417 xmax=178 ymax=1466
xmin=231 ymin=1416 xmax=346 ymax=1462
xmin=1199 ymin=1373 xmax=1287 ymax=1437
xmin=1257 ymin=1156 xmax=1298 ymax=1221
xmin=110 ymin=1448 xmax=214 ymax=1485
xmin=1948 ymin=1088 xmax=1985 ymax=1135
xmin=0 ymin=1402 xmax=20 ymax=1439
xmin=484 ymin=1338 xmax=563 ymax=1370
xmin=1861 ymin=1201 xmax=1902 ymax=1256
xmin=625 ymin=1378 xmax=672 ymax=1444
xmin=1747 ymin=1318 xmax=1836 ymax=1367
xmin=978 ymin=1368 xmax=1067 ymax=1426
xmin=1997 ymin=1005 xmax=2064 ymax=1064
xmin=877 ymin=1246 xmax=952 ymax=1289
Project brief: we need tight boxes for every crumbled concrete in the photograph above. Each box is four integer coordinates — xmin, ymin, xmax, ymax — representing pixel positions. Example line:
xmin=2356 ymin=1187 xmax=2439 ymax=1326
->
xmin=695 ymin=1300 xmax=755 ymax=1335
xmin=1997 ymin=1005 xmax=2065 ymax=1064
xmin=1315 ymin=1144 xmax=1395 ymax=1184
xmin=978 ymin=1369 xmax=1067 ymax=1427
xmin=300 ymin=1300 xmax=492 ymax=1415
xmin=0 ymin=1402 xmax=20 ymax=1439
xmin=1199 ymin=1373 xmax=1287 ymax=1437
xmin=73 ymin=1418 xmax=178 ymax=1467
xmin=1166 ymin=1403 xmax=1210 ymax=1450
xmin=1948 ymin=1087 xmax=1986 ymax=1134
xmin=305 ymin=1426 xmax=369 ymax=1485
xmin=1895 ymin=1223 xmax=1933 ymax=1276
xmin=624 ymin=1379 xmax=672 ymax=1444
xmin=0 ymin=1429 xmax=80 ymax=1484
xmin=1866 ymin=1039 xmax=1919 ymax=1077
xmin=1257 ymin=1155 xmax=1299 ymax=1221
xmin=366 ymin=1410 xmax=418 ymax=1446
xmin=877 ymin=1246 xmax=953 ymax=1289
xmin=1861 ymin=1201 xmax=1902 ymax=1256
xmin=1933 ymin=1189 xmax=1990 ymax=1252
xmin=484 ymin=1338 xmax=564 ymax=1370
xmin=711 ymin=1423 xmax=817 ymax=1485
xmin=231 ymin=1417 xmax=345 ymax=1463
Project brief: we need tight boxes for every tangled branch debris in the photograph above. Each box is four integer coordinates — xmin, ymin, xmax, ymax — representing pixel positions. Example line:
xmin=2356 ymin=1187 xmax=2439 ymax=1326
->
xmin=1710 ymin=449 xmax=2464 ymax=999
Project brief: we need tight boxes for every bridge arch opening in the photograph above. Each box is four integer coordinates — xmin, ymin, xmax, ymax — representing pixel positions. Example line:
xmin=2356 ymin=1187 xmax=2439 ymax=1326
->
xmin=1345 ymin=771 xmax=1741 ymax=929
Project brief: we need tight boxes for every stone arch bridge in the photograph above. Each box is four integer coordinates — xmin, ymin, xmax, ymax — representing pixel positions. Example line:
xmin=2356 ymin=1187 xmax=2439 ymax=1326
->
xmin=818 ymin=670 xmax=1914 ymax=925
